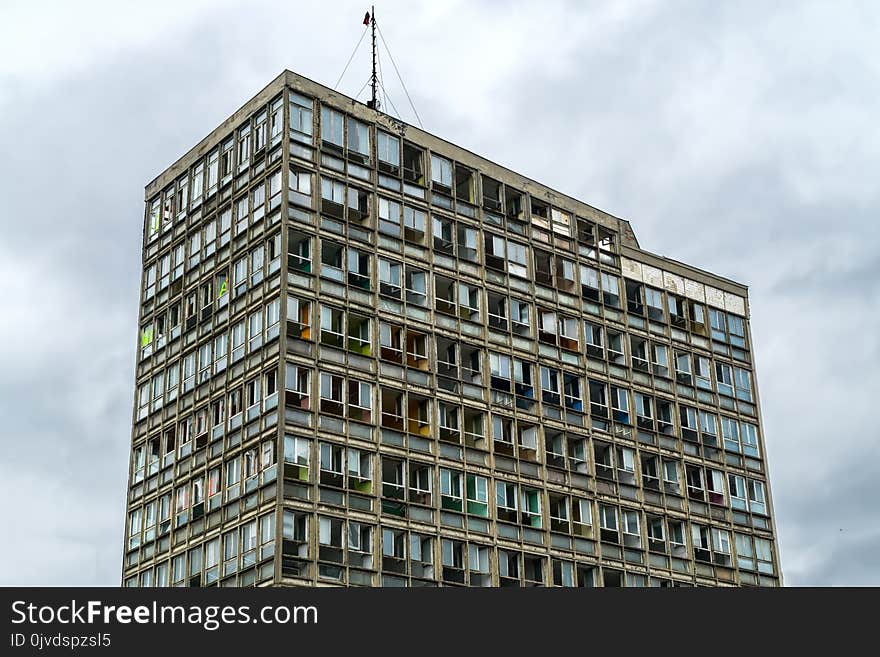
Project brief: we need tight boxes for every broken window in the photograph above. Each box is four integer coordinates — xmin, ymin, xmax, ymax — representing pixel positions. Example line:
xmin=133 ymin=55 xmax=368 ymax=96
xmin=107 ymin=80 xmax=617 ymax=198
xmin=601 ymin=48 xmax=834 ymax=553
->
xmin=379 ymin=321 xmax=403 ymax=362
xmin=534 ymin=249 xmax=553 ymax=286
xmin=510 ymin=298 xmax=531 ymax=336
xmin=482 ymin=176 xmax=502 ymax=212
xmin=432 ymin=215 xmax=455 ymax=254
xmin=404 ymin=266 xmax=427 ymax=307
xmin=346 ymin=186 xmax=370 ymax=223
xmin=454 ymin=164 xmax=474 ymax=203
xmin=487 ymin=293 xmax=508 ymax=331
xmin=530 ymin=198 xmax=549 ymax=230
xmin=402 ymin=142 xmax=424 ymax=185
xmin=319 ymin=373 xmax=344 ymax=416
xmin=551 ymin=208 xmax=571 ymax=237
xmin=378 ymin=258 xmax=402 ymax=298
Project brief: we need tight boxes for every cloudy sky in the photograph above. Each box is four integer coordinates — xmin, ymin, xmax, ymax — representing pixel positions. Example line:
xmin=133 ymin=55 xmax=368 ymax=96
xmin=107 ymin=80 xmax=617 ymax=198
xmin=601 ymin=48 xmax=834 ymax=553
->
xmin=1 ymin=0 xmax=877 ymax=586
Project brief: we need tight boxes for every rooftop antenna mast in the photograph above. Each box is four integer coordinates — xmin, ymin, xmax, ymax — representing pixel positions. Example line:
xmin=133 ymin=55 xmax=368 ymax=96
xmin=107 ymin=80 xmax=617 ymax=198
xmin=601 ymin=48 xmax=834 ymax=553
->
xmin=366 ymin=6 xmax=380 ymax=110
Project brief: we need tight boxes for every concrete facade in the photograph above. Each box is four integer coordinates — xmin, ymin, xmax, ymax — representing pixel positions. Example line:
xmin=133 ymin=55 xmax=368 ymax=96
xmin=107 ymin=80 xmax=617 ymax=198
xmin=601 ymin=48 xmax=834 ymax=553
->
xmin=123 ymin=70 xmax=781 ymax=587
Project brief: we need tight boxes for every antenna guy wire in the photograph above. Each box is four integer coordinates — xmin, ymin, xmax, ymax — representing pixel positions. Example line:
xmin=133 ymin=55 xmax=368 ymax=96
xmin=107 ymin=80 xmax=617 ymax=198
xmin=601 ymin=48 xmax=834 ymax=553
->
xmin=334 ymin=24 xmax=370 ymax=90
xmin=376 ymin=23 xmax=423 ymax=128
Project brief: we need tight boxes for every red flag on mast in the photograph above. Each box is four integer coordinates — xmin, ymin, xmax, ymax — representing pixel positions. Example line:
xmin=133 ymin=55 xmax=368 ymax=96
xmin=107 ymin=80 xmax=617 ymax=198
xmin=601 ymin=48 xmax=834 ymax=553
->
xmin=363 ymin=12 xmax=370 ymax=25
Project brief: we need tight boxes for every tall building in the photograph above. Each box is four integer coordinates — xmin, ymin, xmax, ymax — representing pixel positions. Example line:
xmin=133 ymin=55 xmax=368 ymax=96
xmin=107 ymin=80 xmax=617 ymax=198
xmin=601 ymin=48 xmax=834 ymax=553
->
xmin=123 ymin=70 xmax=782 ymax=588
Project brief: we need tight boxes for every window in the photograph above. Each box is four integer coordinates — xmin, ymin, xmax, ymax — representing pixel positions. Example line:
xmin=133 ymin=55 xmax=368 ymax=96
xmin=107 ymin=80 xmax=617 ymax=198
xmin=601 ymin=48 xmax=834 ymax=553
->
xmin=622 ymin=510 xmax=641 ymax=547
xmin=347 ymin=117 xmax=370 ymax=160
xmin=182 ymin=351 xmax=196 ymax=392
xmin=511 ymin=299 xmax=531 ymax=335
xmin=662 ymin=460 xmax=680 ymax=494
xmin=197 ymin=343 xmax=211 ymax=383
xmin=496 ymin=481 xmax=518 ymax=519
xmin=468 ymin=544 xmax=490 ymax=581
xmin=735 ymin=533 xmax=755 ymax=571
xmin=441 ymin=539 xmax=464 ymax=572
xmin=246 ymin=376 xmax=261 ymax=409
xmin=248 ymin=309 xmax=262 ymax=352
xmin=728 ymin=474 xmax=747 ymax=511
xmin=320 ymin=240 xmax=344 ymax=282
xmin=347 ymin=248 xmax=370 ymax=290
xmin=715 ymin=362 xmax=733 ymax=396
xmin=320 ymin=305 xmax=344 ymax=347
xmin=348 ymin=521 xmax=373 ymax=555
xmin=599 ymin=504 xmax=618 ymax=536
xmin=713 ymin=528 xmax=731 ymax=565
xmin=728 ymin=314 xmax=747 ymax=348
xmin=440 ymin=468 xmax=462 ymax=511
xmin=601 ymin=272 xmax=620 ymax=308
xmin=741 ymin=422 xmax=760 ymax=457
xmin=699 ymin=410 xmax=718 ymax=444
xmin=521 ymin=488 xmax=542 ymax=527
xmin=290 ymin=92 xmax=313 ymax=140
xmin=755 ymin=538 xmax=775 ymax=574
xmin=490 ymin=352 xmax=511 ymax=391
xmin=377 ymin=131 xmax=400 ymax=169
xmin=237 ymin=125 xmax=250 ymax=171
xmin=721 ymin=416 xmax=740 ymax=453
xmin=458 ymin=225 xmax=479 ymax=262
xmin=229 ymin=321 xmax=245 ymax=363
xmin=405 ymin=266 xmax=427 ymax=307
xmin=748 ymin=479 xmax=767 ymax=515
xmin=207 ymin=148 xmax=219 ymax=196
xmin=319 ymin=373 xmax=344 ymax=414
xmin=348 ymin=379 xmax=373 ymax=420
xmin=734 ymin=367 xmax=753 ymax=402
xmin=191 ymin=162 xmax=204 ymax=206
xmin=645 ymin=287 xmax=665 ymax=321
xmin=551 ymin=208 xmax=571 ymax=237
xmin=611 ymin=386 xmax=630 ymax=424
xmin=539 ymin=308 xmax=557 ymax=344
xmin=378 ymin=197 xmax=401 ymax=236
xmin=540 ymin=366 xmax=561 ymax=406
xmin=320 ymin=442 xmax=344 ymax=475
xmin=431 ymin=154 xmax=453 ymax=189
xmin=692 ymin=524 xmax=711 ymax=561
xmin=466 ymin=474 xmax=488 ymax=517
xmin=559 ymin=315 xmax=579 ymax=351
xmin=402 ymin=142 xmax=424 ymax=184
xmin=321 ymin=106 xmax=344 ymax=147
xmin=347 ymin=447 xmax=372 ymax=484
xmin=403 ymin=206 xmax=427 ymax=244
xmin=652 ymin=343 xmax=669 ymax=377
xmin=265 ymin=298 xmax=280 ymax=341
xmin=432 ymin=216 xmax=454 ymax=253
xmin=680 ymin=405 xmax=699 ymax=438
xmin=707 ymin=469 xmax=725 ymax=504
xmin=287 ymin=295 xmax=311 ymax=339
xmin=581 ymin=266 xmax=600 ymax=301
